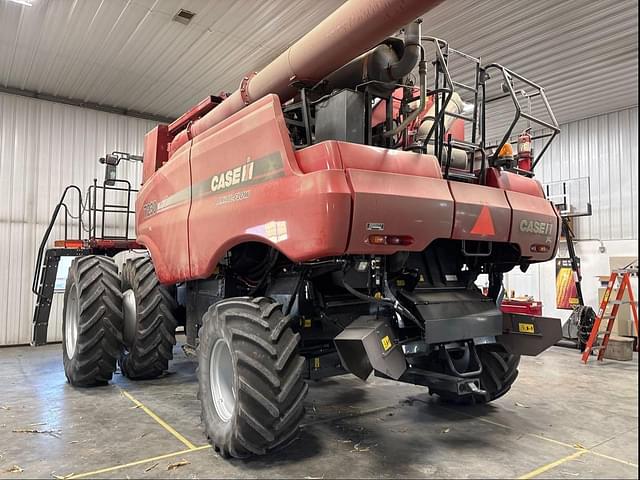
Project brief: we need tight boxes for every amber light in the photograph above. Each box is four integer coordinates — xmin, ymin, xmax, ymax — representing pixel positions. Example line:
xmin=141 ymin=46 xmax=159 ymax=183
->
xmin=530 ymin=244 xmax=550 ymax=253
xmin=368 ymin=235 xmax=413 ymax=246
xmin=54 ymin=240 xmax=85 ymax=249
xmin=498 ymin=143 xmax=514 ymax=157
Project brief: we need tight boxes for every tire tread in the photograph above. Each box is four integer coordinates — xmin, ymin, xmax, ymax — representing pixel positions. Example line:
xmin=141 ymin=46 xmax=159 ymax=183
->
xmin=63 ymin=256 xmax=123 ymax=387
xmin=119 ymin=257 xmax=178 ymax=380
xmin=197 ymin=297 xmax=307 ymax=458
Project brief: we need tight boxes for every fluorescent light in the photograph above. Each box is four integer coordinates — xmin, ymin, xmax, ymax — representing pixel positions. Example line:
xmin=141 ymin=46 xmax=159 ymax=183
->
xmin=7 ymin=0 xmax=33 ymax=6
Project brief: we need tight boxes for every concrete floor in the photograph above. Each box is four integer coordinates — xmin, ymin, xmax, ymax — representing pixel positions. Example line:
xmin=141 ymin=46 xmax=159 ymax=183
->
xmin=0 ymin=339 xmax=637 ymax=479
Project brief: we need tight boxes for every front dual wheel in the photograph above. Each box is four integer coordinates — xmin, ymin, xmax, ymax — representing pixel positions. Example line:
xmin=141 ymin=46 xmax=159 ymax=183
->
xmin=62 ymin=255 xmax=178 ymax=386
xmin=119 ymin=257 xmax=178 ymax=379
xmin=197 ymin=297 xmax=308 ymax=458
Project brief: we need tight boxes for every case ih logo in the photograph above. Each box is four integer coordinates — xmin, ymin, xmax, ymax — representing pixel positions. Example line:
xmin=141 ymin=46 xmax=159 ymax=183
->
xmin=142 ymin=152 xmax=284 ymax=218
xmin=210 ymin=161 xmax=255 ymax=193
xmin=519 ymin=219 xmax=553 ymax=236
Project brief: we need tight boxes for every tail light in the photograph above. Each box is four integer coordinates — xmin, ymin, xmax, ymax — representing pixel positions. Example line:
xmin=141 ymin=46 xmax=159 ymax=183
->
xmin=530 ymin=244 xmax=550 ymax=253
xmin=368 ymin=235 xmax=413 ymax=246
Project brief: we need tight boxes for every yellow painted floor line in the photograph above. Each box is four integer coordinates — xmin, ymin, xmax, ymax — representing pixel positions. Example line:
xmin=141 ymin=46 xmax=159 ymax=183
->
xmin=436 ymin=402 xmax=638 ymax=469
xmin=589 ymin=450 xmax=638 ymax=468
xmin=66 ymin=445 xmax=212 ymax=479
xmin=527 ymin=433 xmax=576 ymax=450
xmin=517 ymin=449 xmax=589 ymax=479
xmin=120 ymin=389 xmax=197 ymax=450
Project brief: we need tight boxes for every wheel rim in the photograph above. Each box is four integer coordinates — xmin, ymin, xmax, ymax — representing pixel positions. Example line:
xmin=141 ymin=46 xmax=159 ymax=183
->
xmin=210 ymin=339 xmax=236 ymax=423
xmin=65 ymin=290 xmax=79 ymax=359
xmin=122 ymin=289 xmax=137 ymax=347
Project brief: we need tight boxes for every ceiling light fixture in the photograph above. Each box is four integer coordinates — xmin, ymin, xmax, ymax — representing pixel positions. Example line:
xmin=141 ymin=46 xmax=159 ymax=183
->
xmin=7 ymin=0 xmax=33 ymax=6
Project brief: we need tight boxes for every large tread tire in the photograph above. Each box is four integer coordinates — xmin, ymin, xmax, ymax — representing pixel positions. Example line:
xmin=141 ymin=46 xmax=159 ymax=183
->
xmin=432 ymin=344 xmax=520 ymax=405
xmin=119 ymin=256 xmax=178 ymax=380
xmin=62 ymin=255 xmax=124 ymax=387
xmin=197 ymin=297 xmax=308 ymax=458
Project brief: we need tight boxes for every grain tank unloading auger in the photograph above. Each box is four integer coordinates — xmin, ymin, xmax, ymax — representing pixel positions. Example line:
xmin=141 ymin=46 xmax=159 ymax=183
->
xmin=54 ymin=0 xmax=563 ymax=458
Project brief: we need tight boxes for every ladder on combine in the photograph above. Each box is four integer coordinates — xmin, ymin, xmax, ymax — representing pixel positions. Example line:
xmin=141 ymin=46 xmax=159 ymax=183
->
xmin=581 ymin=266 xmax=639 ymax=363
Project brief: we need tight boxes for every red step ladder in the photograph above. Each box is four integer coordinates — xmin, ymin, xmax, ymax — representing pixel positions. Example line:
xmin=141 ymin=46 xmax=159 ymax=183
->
xmin=582 ymin=267 xmax=638 ymax=363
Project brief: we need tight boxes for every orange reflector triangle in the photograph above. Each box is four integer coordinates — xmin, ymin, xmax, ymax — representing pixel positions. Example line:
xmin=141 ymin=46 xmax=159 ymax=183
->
xmin=470 ymin=206 xmax=495 ymax=236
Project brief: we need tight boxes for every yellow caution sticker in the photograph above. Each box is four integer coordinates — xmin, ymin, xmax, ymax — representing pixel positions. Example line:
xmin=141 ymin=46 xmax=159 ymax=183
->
xmin=303 ymin=318 xmax=312 ymax=328
xmin=381 ymin=335 xmax=392 ymax=351
xmin=313 ymin=357 xmax=320 ymax=369
xmin=396 ymin=279 xmax=406 ymax=287
xmin=518 ymin=322 xmax=535 ymax=334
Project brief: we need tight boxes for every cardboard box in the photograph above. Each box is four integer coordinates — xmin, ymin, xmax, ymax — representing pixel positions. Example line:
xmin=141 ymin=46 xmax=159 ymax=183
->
xmin=603 ymin=335 xmax=634 ymax=361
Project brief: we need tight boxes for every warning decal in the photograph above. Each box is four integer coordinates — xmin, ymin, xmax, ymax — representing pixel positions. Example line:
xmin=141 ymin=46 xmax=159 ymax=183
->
xmin=470 ymin=205 xmax=496 ymax=236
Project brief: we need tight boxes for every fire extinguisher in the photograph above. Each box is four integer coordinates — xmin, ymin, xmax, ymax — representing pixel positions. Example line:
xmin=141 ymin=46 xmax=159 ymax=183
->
xmin=517 ymin=128 xmax=532 ymax=171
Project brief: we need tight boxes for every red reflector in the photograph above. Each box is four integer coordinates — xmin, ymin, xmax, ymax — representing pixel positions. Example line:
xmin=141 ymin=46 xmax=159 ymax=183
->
xmin=530 ymin=244 xmax=550 ymax=253
xmin=367 ymin=235 xmax=413 ymax=246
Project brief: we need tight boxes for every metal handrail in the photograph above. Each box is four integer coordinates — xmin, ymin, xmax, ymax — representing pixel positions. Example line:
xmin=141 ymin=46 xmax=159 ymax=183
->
xmin=482 ymin=63 xmax=560 ymax=171
xmin=419 ymin=36 xmax=455 ymax=160
xmin=87 ymin=179 xmax=138 ymax=241
xmin=32 ymin=185 xmax=83 ymax=296
xmin=32 ymin=177 xmax=139 ymax=298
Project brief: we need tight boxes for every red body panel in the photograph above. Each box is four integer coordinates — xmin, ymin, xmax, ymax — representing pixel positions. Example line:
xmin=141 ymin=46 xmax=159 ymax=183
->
xmin=449 ymin=182 xmax=511 ymax=242
xmin=485 ymin=167 xmax=544 ymax=197
xmin=137 ymin=94 xmax=560 ymax=284
xmin=136 ymin=144 xmax=192 ymax=282
xmin=346 ymin=169 xmax=453 ymax=254
xmin=142 ymin=125 xmax=170 ymax=183
xmin=505 ymin=190 xmax=559 ymax=261
xmin=296 ymin=140 xmax=442 ymax=178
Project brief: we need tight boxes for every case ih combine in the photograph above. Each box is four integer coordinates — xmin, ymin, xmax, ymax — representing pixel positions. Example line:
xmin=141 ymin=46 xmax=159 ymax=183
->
xmin=33 ymin=0 xmax=563 ymax=459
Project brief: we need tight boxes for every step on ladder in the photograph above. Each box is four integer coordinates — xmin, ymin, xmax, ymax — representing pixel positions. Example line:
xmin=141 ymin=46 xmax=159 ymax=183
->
xmin=581 ymin=266 xmax=638 ymax=363
xmin=32 ymin=247 xmax=89 ymax=346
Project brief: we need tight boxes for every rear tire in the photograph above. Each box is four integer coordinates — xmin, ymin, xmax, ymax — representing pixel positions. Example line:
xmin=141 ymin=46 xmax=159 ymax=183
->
xmin=62 ymin=255 xmax=124 ymax=387
xmin=197 ymin=297 xmax=308 ymax=458
xmin=431 ymin=344 xmax=520 ymax=404
xmin=119 ymin=256 xmax=178 ymax=380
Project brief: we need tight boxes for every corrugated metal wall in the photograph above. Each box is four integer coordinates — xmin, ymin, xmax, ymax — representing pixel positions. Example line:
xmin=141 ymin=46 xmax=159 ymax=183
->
xmin=0 ymin=92 xmax=155 ymax=345
xmin=505 ymin=107 xmax=638 ymax=321
xmin=534 ymin=107 xmax=638 ymax=240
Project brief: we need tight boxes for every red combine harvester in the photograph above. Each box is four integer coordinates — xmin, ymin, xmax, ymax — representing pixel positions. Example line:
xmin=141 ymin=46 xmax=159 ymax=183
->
xmin=33 ymin=0 xmax=563 ymax=458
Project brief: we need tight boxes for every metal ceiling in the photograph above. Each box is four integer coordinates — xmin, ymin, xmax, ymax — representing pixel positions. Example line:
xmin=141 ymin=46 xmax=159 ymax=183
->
xmin=0 ymin=0 xmax=637 ymax=129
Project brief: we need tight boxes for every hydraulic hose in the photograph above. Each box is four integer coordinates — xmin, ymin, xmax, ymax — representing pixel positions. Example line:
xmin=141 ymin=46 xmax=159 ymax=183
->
xmin=339 ymin=274 xmax=424 ymax=331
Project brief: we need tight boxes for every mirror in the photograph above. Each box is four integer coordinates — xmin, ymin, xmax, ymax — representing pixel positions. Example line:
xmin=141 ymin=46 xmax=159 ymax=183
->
xmin=105 ymin=163 xmax=117 ymax=186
